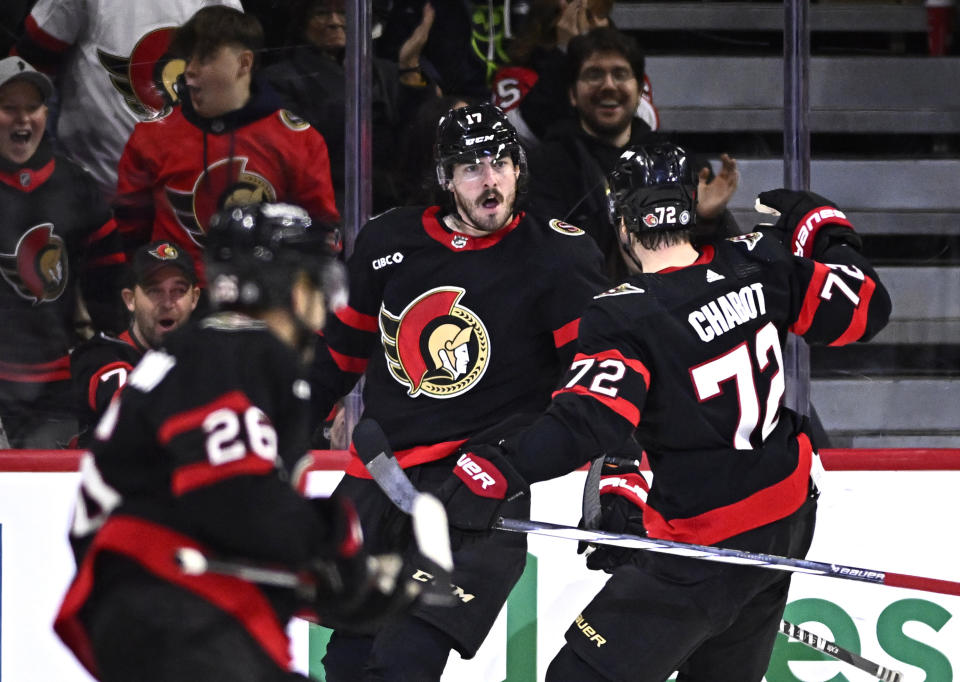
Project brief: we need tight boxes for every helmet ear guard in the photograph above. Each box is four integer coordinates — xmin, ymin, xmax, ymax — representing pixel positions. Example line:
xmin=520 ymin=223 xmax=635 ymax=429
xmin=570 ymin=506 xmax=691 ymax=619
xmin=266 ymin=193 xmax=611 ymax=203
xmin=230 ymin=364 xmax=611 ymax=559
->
xmin=606 ymin=143 xmax=697 ymax=235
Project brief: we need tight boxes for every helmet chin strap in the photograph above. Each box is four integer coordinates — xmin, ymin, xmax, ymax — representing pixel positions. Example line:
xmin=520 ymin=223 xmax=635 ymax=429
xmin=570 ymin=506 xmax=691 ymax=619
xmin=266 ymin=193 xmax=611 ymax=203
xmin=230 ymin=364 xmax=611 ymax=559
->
xmin=617 ymin=223 xmax=645 ymax=274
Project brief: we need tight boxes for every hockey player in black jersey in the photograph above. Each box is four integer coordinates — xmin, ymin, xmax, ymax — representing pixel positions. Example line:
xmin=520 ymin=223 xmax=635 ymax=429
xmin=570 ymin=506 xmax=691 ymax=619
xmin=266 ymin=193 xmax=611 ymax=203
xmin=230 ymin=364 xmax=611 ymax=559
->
xmin=70 ymin=240 xmax=201 ymax=447
xmin=311 ymin=103 xmax=609 ymax=680
xmin=55 ymin=203 xmax=418 ymax=682
xmin=443 ymin=143 xmax=892 ymax=681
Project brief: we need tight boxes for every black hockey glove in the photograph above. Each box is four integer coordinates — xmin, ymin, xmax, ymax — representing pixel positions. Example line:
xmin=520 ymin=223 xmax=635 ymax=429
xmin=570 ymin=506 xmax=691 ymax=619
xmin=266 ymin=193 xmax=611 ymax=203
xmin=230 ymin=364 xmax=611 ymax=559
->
xmin=755 ymin=188 xmax=861 ymax=260
xmin=308 ymin=495 xmax=419 ymax=632
xmin=578 ymin=459 xmax=649 ymax=573
xmin=434 ymin=442 xmax=529 ymax=531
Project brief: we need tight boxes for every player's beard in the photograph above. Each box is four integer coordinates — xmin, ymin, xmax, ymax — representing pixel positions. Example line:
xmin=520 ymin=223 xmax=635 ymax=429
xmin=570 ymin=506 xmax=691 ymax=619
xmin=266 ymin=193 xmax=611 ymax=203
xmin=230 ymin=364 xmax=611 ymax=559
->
xmin=453 ymin=187 xmax=517 ymax=234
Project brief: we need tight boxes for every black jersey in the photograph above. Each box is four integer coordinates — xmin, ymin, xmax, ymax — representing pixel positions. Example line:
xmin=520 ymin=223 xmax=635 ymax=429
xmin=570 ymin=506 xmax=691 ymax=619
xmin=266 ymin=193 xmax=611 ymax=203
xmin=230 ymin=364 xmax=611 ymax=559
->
xmin=70 ymin=329 xmax=146 ymax=448
xmin=56 ymin=313 xmax=328 ymax=677
xmin=310 ymin=205 xmax=608 ymax=474
xmin=0 ymin=138 xmax=124 ymax=418
xmin=512 ymin=231 xmax=891 ymax=545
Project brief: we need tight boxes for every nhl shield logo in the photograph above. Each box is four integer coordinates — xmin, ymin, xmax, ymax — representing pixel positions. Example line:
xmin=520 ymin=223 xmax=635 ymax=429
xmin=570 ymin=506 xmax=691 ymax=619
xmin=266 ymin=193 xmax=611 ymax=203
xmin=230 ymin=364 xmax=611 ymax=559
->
xmin=380 ymin=287 xmax=490 ymax=398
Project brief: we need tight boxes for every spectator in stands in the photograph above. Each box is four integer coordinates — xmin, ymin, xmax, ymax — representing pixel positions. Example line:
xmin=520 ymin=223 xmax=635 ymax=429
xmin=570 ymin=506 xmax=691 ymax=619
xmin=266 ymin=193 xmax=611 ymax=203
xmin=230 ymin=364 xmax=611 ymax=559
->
xmin=71 ymin=240 xmax=200 ymax=447
xmin=0 ymin=1 xmax=32 ymax=56
xmin=491 ymin=0 xmax=659 ymax=149
xmin=527 ymin=26 xmax=739 ymax=280
xmin=376 ymin=0 xmax=511 ymax=98
xmin=237 ymin=0 xmax=295 ymax=66
xmin=113 ymin=5 xmax=340 ymax=287
xmin=13 ymin=0 xmax=244 ymax=200
xmin=0 ymin=56 xmax=125 ymax=449
xmin=263 ymin=0 xmax=437 ymax=213
xmin=395 ymin=94 xmax=472 ymax=206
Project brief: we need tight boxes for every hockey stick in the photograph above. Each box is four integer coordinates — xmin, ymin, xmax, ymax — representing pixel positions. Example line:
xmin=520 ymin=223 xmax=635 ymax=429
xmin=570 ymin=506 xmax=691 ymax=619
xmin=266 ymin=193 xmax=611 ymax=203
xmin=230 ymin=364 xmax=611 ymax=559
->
xmin=177 ymin=494 xmax=455 ymax=607
xmin=578 ymin=458 xmax=902 ymax=681
xmin=353 ymin=418 xmax=960 ymax=599
xmin=177 ymin=547 xmax=311 ymax=592
xmin=778 ymin=620 xmax=902 ymax=682
xmin=580 ymin=456 xmax=606 ymax=530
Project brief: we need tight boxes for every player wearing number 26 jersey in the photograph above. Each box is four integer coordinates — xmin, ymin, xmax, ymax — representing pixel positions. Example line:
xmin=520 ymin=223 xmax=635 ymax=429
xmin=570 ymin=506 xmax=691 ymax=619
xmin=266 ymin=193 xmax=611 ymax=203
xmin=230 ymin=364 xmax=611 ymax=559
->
xmin=53 ymin=204 xmax=415 ymax=682
xmin=458 ymin=143 xmax=892 ymax=682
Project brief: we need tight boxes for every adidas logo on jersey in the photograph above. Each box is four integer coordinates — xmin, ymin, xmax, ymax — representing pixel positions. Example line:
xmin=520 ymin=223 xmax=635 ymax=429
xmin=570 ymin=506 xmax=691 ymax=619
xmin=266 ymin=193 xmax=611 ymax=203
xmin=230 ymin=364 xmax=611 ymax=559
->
xmin=706 ymin=269 xmax=725 ymax=283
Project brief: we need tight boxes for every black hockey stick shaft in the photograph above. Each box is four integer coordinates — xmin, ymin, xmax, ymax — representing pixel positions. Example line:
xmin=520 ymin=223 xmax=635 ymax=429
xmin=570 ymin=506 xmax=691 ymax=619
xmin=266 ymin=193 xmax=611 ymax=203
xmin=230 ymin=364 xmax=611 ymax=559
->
xmin=580 ymin=456 xmax=605 ymax=530
xmin=778 ymin=620 xmax=902 ymax=682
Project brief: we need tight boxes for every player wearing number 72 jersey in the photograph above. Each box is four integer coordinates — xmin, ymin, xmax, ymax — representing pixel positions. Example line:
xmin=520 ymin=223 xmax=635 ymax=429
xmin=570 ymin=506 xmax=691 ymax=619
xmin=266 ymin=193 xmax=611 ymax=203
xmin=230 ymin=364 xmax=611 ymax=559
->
xmin=446 ymin=143 xmax=892 ymax=682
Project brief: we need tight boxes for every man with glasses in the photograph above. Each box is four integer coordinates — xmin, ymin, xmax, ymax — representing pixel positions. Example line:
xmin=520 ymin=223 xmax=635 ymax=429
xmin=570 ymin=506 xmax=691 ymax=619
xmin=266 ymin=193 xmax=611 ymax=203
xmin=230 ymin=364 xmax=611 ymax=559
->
xmin=310 ymin=103 xmax=609 ymax=681
xmin=527 ymin=26 xmax=740 ymax=281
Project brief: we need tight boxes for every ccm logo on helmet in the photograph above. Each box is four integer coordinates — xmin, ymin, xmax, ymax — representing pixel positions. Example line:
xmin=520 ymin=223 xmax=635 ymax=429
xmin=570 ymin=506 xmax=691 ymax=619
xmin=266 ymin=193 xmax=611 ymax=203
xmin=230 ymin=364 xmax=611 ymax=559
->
xmin=793 ymin=207 xmax=850 ymax=256
xmin=372 ymin=252 xmax=404 ymax=270
xmin=454 ymin=452 xmax=507 ymax=499
xmin=465 ymin=134 xmax=495 ymax=146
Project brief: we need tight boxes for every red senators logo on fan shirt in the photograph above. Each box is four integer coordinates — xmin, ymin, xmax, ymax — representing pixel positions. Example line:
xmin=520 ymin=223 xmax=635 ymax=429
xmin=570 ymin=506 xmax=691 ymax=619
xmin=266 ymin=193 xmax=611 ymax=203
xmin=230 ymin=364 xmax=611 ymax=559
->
xmin=379 ymin=287 xmax=490 ymax=398
xmin=98 ymin=27 xmax=183 ymax=119
xmin=0 ymin=223 xmax=69 ymax=303
xmin=165 ymin=157 xmax=277 ymax=244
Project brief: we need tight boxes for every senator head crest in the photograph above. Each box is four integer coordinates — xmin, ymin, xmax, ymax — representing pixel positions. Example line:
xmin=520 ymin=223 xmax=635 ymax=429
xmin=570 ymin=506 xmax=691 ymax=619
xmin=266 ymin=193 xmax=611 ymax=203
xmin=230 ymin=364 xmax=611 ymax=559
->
xmin=379 ymin=287 xmax=490 ymax=398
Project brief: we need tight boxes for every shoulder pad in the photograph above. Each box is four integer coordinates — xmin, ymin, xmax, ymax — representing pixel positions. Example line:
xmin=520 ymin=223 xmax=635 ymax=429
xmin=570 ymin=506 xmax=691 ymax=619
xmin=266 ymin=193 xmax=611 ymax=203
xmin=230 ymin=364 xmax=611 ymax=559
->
xmin=595 ymin=282 xmax=646 ymax=298
xmin=128 ymin=350 xmax=176 ymax=392
xmin=547 ymin=218 xmax=586 ymax=237
xmin=726 ymin=231 xmax=765 ymax=251
xmin=279 ymin=109 xmax=311 ymax=131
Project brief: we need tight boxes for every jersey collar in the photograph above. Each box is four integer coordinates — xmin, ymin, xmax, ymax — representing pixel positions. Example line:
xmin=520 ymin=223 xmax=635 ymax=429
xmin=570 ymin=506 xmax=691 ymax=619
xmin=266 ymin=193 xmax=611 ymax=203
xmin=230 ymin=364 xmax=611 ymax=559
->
xmin=658 ymin=244 xmax=715 ymax=274
xmin=0 ymin=137 xmax=56 ymax=192
xmin=421 ymin=205 xmax=522 ymax=251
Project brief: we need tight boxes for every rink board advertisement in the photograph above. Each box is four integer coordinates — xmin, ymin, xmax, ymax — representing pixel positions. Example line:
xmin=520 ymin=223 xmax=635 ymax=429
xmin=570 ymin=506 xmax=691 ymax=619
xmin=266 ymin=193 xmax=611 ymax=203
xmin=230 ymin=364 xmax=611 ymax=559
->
xmin=0 ymin=451 xmax=958 ymax=682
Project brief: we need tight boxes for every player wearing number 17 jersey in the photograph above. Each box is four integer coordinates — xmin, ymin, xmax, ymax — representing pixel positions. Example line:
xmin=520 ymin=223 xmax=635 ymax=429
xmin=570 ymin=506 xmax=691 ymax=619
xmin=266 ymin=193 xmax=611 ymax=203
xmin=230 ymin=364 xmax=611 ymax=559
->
xmin=452 ymin=143 xmax=891 ymax=681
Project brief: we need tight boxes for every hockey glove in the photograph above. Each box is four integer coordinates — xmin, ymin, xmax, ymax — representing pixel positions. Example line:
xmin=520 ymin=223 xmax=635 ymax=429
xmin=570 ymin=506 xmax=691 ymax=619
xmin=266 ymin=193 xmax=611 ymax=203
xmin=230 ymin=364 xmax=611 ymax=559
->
xmin=578 ymin=459 xmax=650 ymax=573
xmin=755 ymin=188 xmax=861 ymax=260
xmin=308 ymin=495 xmax=419 ymax=632
xmin=435 ymin=443 xmax=529 ymax=531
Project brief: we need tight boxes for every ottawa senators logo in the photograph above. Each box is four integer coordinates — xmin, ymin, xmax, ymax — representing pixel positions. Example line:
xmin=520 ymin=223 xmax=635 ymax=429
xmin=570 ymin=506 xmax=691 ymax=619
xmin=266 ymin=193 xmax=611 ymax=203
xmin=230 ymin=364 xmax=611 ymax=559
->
xmin=98 ymin=27 xmax=184 ymax=119
xmin=165 ymin=157 xmax=277 ymax=245
xmin=0 ymin=223 xmax=68 ymax=303
xmin=380 ymin=287 xmax=490 ymax=398
xmin=548 ymin=218 xmax=585 ymax=236
xmin=149 ymin=242 xmax=181 ymax=260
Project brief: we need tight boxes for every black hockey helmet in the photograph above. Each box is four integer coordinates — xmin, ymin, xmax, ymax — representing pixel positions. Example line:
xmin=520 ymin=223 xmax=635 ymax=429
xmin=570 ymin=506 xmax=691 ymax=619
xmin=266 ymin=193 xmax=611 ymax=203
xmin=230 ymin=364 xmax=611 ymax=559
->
xmin=606 ymin=143 xmax=697 ymax=234
xmin=205 ymin=202 xmax=346 ymax=313
xmin=434 ymin=103 xmax=527 ymax=190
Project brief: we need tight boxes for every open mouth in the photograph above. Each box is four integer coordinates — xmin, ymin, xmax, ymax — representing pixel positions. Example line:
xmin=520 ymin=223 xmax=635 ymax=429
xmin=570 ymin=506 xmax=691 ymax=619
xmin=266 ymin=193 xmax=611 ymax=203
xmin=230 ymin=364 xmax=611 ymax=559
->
xmin=157 ymin=317 xmax=177 ymax=332
xmin=596 ymin=98 xmax=624 ymax=113
xmin=10 ymin=130 xmax=31 ymax=144
xmin=478 ymin=192 xmax=502 ymax=210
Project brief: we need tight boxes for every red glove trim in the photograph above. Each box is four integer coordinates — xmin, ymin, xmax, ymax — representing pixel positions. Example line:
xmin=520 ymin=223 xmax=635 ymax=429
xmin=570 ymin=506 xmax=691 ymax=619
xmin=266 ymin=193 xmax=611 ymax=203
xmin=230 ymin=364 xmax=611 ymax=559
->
xmin=454 ymin=451 xmax=508 ymax=499
xmin=598 ymin=472 xmax=650 ymax=507
xmin=791 ymin=207 xmax=853 ymax=258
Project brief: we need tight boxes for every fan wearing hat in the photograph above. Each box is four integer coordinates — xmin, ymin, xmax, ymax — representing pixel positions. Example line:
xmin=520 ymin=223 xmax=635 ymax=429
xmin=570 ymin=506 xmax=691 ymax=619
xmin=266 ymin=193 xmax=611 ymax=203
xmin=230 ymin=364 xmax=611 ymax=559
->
xmin=0 ymin=55 xmax=126 ymax=449
xmin=70 ymin=240 xmax=199 ymax=447
xmin=0 ymin=56 xmax=53 ymax=166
